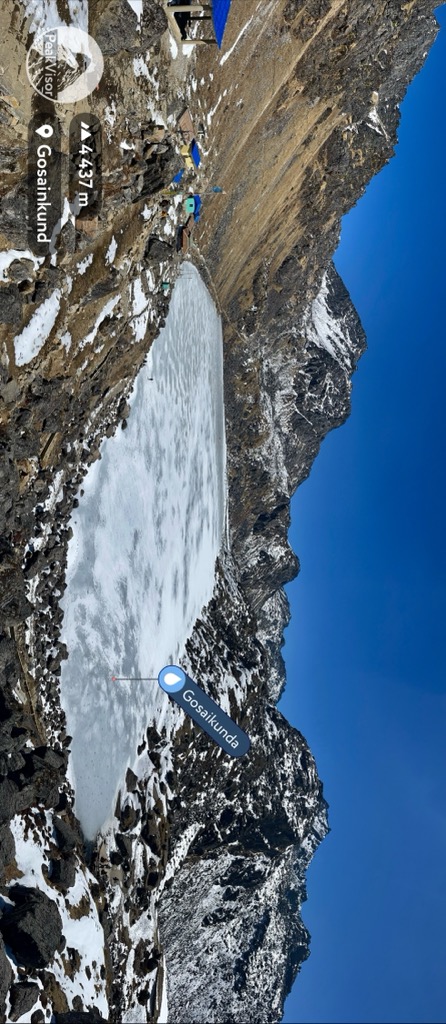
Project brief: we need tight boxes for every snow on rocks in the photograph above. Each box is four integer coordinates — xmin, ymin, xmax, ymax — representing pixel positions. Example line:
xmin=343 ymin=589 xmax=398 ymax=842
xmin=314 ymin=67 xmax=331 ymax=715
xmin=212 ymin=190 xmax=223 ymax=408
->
xmin=105 ymin=236 xmax=118 ymax=265
xmin=5 ymin=810 xmax=108 ymax=1017
xmin=18 ymin=0 xmax=88 ymax=33
xmin=76 ymin=253 xmax=94 ymax=275
xmin=0 ymin=249 xmax=44 ymax=282
xmin=126 ymin=0 xmax=143 ymax=27
xmin=366 ymin=103 xmax=390 ymax=141
xmin=133 ymin=55 xmax=152 ymax=82
xmin=49 ymin=198 xmax=75 ymax=261
xmin=220 ymin=13 xmax=255 ymax=65
xmin=60 ymin=331 xmax=72 ymax=352
xmin=304 ymin=270 xmax=360 ymax=373
xmin=129 ymin=276 xmax=151 ymax=341
xmin=79 ymin=295 xmax=120 ymax=351
xmin=13 ymin=289 xmax=62 ymax=367
xmin=104 ymin=100 xmax=117 ymax=142
xmin=169 ymin=33 xmax=178 ymax=59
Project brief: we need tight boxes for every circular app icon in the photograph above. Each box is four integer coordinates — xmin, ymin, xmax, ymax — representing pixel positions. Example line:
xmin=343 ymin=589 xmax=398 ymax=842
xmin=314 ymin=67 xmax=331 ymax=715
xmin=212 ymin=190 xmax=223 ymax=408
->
xmin=158 ymin=666 xmax=187 ymax=694
xmin=26 ymin=26 xmax=104 ymax=104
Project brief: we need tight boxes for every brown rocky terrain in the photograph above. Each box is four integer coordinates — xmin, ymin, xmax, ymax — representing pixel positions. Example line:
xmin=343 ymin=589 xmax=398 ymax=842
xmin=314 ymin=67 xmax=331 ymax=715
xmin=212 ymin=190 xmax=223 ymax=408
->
xmin=0 ymin=0 xmax=441 ymax=1021
xmin=187 ymin=0 xmax=438 ymax=574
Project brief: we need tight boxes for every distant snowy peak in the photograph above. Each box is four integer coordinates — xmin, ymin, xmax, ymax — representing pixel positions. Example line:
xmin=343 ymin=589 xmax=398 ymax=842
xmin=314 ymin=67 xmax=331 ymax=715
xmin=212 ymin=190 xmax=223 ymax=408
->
xmin=304 ymin=264 xmax=366 ymax=375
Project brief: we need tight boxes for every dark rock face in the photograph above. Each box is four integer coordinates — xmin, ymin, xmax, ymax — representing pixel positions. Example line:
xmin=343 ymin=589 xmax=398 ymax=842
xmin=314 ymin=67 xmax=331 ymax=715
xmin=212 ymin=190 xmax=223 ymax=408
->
xmin=160 ymin=711 xmax=326 ymax=1023
xmin=9 ymin=981 xmax=41 ymax=1022
xmin=0 ymin=935 xmax=12 ymax=1018
xmin=0 ymin=564 xmax=33 ymax=625
xmin=0 ymin=743 xmax=68 ymax=824
xmin=92 ymin=0 xmax=167 ymax=55
xmin=0 ymin=779 xmax=21 ymax=824
xmin=0 ymin=284 xmax=21 ymax=324
xmin=50 ymin=855 xmax=76 ymax=892
xmin=53 ymin=816 xmax=79 ymax=853
xmin=0 ymin=824 xmax=15 ymax=877
xmin=156 ymin=556 xmax=328 ymax=1023
xmin=0 ymin=886 xmax=63 ymax=968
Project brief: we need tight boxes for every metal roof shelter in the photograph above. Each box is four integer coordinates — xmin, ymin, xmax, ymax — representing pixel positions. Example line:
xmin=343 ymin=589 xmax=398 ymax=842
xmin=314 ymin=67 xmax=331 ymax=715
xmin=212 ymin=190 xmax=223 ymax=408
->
xmin=165 ymin=1 xmax=232 ymax=48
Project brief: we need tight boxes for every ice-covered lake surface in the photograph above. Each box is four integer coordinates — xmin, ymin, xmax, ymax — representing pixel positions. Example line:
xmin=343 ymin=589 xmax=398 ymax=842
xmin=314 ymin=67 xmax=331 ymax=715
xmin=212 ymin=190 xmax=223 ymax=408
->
xmin=60 ymin=263 xmax=226 ymax=839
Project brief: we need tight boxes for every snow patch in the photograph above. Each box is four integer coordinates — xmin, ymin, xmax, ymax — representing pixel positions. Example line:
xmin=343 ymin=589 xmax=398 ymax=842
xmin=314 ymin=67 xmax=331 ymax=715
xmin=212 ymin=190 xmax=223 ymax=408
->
xmin=14 ymin=289 xmax=62 ymax=366
xmin=133 ymin=55 xmax=151 ymax=79
xmin=366 ymin=104 xmax=389 ymax=140
xmin=104 ymin=101 xmax=117 ymax=141
xmin=60 ymin=331 xmax=72 ymax=352
xmin=304 ymin=272 xmax=355 ymax=373
xmin=79 ymin=295 xmax=120 ymax=350
xmin=77 ymin=253 xmax=93 ymax=275
xmin=126 ymin=0 xmax=142 ymax=26
xmin=220 ymin=14 xmax=254 ymax=65
xmin=131 ymin=277 xmax=148 ymax=317
xmin=105 ymin=236 xmax=118 ymax=264
xmin=207 ymin=94 xmax=223 ymax=125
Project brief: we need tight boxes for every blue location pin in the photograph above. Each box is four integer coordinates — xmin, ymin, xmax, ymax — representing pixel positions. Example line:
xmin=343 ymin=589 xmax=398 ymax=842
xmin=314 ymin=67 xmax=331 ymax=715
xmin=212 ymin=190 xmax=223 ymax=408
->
xmin=157 ymin=665 xmax=251 ymax=758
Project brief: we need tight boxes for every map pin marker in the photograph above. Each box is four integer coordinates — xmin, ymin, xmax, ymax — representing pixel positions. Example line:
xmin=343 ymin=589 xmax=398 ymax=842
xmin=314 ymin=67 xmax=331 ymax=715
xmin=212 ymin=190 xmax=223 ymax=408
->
xmin=36 ymin=124 xmax=54 ymax=138
xmin=158 ymin=665 xmax=251 ymax=758
xmin=158 ymin=666 xmax=186 ymax=693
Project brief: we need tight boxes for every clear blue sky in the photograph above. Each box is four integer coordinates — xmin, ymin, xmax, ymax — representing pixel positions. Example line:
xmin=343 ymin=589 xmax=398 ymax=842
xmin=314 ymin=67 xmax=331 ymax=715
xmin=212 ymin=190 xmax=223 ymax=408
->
xmin=279 ymin=7 xmax=446 ymax=1023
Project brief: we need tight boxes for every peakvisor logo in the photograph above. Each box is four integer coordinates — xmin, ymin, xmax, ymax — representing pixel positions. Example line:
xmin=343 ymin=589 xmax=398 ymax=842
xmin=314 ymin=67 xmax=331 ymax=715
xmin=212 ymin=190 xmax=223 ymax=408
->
xmin=26 ymin=26 xmax=104 ymax=104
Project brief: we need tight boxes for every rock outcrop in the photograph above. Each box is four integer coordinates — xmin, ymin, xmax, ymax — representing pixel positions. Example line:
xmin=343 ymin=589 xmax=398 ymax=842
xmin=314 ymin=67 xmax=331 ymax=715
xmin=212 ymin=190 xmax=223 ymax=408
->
xmin=0 ymin=885 xmax=63 ymax=968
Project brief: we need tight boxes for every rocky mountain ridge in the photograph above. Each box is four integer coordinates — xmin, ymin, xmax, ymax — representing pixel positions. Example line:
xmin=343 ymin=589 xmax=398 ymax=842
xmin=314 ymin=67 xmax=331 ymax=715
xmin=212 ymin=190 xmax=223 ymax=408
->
xmin=0 ymin=0 xmax=441 ymax=1021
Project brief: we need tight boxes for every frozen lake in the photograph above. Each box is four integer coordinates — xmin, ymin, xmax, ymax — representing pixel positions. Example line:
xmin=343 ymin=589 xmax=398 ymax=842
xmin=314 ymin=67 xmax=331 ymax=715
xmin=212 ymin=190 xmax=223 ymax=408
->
xmin=60 ymin=263 xmax=226 ymax=839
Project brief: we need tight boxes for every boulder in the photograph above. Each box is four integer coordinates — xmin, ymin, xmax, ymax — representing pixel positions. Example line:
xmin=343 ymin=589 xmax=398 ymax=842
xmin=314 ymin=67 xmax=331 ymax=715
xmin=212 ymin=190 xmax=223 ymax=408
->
xmin=145 ymin=236 xmax=172 ymax=261
xmin=0 ymin=885 xmax=63 ymax=968
xmin=53 ymin=816 xmax=78 ymax=852
xmin=93 ymin=0 xmax=166 ymax=55
xmin=125 ymin=767 xmax=138 ymax=792
xmin=119 ymin=803 xmax=139 ymax=831
xmin=116 ymin=833 xmax=133 ymax=859
xmin=9 ymin=981 xmax=40 ymax=1022
xmin=141 ymin=0 xmax=168 ymax=43
xmin=50 ymin=855 xmax=76 ymax=892
xmin=140 ymin=144 xmax=178 ymax=198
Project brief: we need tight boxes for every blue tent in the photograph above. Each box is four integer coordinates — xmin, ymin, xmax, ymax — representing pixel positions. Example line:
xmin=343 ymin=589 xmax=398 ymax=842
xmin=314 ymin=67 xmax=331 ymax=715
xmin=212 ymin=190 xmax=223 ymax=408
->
xmin=190 ymin=140 xmax=201 ymax=167
xmin=193 ymin=194 xmax=202 ymax=221
xmin=212 ymin=0 xmax=232 ymax=48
